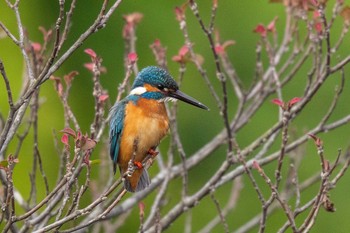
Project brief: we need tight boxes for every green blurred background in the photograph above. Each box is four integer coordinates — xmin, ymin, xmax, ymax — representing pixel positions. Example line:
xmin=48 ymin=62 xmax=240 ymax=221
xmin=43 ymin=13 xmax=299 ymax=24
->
xmin=1 ymin=0 xmax=350 ymax=232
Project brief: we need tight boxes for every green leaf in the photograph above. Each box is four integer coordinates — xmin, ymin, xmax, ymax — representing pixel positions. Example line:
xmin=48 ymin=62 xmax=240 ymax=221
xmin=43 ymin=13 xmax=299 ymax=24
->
xmin=89 ymin=159 xmax=101 ymax=166
xmin=0 ymin=160 xmax=8 ymax=170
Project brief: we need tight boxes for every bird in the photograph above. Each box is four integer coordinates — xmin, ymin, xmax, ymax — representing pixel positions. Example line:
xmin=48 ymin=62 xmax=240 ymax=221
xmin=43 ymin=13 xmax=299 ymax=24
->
xmin=109 ymin=66 xmax=209 ymax=192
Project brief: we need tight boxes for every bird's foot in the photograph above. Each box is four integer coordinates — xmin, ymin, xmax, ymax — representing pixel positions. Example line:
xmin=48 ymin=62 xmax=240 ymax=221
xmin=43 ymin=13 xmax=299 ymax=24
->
xmin=133 ymin=161 xmax=143 ymax=169
xmin=142 ymin=148 xmax=159 ymax=167
xmin=147 ymin=148 xmax=159 ymax=158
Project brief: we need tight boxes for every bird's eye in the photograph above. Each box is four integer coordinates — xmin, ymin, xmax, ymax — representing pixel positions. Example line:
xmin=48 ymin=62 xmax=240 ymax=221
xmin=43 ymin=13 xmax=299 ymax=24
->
xmin=157 ymin=84 xmax=169 ymax=92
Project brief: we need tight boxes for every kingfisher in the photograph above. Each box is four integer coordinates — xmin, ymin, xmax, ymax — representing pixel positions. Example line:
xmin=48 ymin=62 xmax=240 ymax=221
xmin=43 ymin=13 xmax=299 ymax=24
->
xmin=109 ymin=66 xmax=208 ymax=192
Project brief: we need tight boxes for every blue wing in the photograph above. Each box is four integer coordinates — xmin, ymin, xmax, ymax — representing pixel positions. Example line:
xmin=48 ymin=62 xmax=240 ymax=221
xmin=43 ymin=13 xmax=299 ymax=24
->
xmin=109 ymin=100 xmax=127 ymax=173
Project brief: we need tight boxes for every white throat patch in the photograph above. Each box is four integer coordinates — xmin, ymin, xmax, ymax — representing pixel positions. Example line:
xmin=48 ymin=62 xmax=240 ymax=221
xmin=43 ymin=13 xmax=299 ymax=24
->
xmin=130 ymin=87 xmax=147 ymax=95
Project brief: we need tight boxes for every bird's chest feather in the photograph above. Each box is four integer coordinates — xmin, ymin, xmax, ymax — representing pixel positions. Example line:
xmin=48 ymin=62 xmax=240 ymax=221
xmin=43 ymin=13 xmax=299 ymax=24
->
xmin=119 ymin=98 xmax=169 ymax=164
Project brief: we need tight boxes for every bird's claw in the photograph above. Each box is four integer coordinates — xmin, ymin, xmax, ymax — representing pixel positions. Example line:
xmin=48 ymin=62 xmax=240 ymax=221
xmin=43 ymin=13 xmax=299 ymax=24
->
xmin=147 ymin=148 xmax=159 ymax=158
xmin=134 ymin=161 xmax=143 ymax=169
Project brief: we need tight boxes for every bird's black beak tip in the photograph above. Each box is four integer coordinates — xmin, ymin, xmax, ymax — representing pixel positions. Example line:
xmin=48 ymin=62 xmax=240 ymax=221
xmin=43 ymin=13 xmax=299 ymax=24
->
xmin=169 ymin=90 xmax=209 ymax=111
xmin=197 ymin=104 xmax=210 ymax=111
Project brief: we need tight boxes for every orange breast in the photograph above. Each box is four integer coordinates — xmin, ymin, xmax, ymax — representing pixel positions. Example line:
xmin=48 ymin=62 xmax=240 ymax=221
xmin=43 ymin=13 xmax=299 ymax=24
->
xmin=118 ymin=98 xmax=169 ymax=170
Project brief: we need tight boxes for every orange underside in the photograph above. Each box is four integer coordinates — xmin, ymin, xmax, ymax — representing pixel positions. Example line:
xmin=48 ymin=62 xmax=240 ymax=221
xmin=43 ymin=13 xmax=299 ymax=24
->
xmin=118 ymin=97 xmax=169 ymax=190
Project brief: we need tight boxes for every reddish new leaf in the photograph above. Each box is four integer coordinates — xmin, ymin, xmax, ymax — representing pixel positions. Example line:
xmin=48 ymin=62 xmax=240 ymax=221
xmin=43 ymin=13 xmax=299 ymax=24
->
xmin=288 ymin=97 xmax=302 ymax=107
xmin=38 ymin=26 xmax=53 ymax=42
xmin=272 ymin=98 xmax=284 ymax=107
xmin=128 ymin=52 xmax=138 ymax=64
xmin=308 ymin=133 xmax=323 ymax=147
xmin=31 ymin=42 xmax=42 ymax=52
xmin=313 ymin=10 xmax=321 ymax=19
xmin=61 ymin=134 xmax=69 ymax=147
xmin=64 ymin=71 xmax=79 ymax=86
xmin=153 ymin=39 xmax=161 ymax=47
xmin=50 ymin=76 xmax=64 ymax=97
xmin=138 ymin=201 xmax=145 ymax=217
xmin=81 ymin=138 xmax=97 ymax=150
xmin=178 ymin=45 xmax=189 ymax=57
xmin=267 ymin=17 xmax=278 ymax=32
xmin=123 ymin=12 xmax=143 ymax=25
xmin=309 ymin=0 xmax=319 ymax=6
xmin=175 ymin=6 xmax=185 ymax=22
xmin=99 ymin=94 xmax=109 ymax=103
xmin=222 ymin=40 xmax=235 ymax=50
xmin=315 ymin=22 xmax=323 ymax=33
xmin=76 ymin=131 xmax=82 ymax=141
xmin=60 ymin=128 xmax=76 ymax=138
xmin=84 ymin=63 xmax=94 ymax=72
xmin=252 ymin=160 xmax=261 ymax=170
xmin=8 ymin=154 xmax=19 ymax=164
xmin=341 ymin=6 xmax=350 ymax=25
xmin=84 ymin=48 xmax=97 ymax=59
xmin=216 ymin=40 xmax=235 ymax=55
xmin=254 ymin=24 xmax=267 ymax=37
xmin=172 ymin=45 xmax=191 ymax=64
xmin=215 ymin=45 xmax=225 ymax=54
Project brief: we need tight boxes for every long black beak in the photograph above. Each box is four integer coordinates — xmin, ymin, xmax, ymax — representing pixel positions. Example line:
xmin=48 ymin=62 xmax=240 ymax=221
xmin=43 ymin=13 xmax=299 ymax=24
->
xmin=168 ymin=90 xmax=209 ymax=110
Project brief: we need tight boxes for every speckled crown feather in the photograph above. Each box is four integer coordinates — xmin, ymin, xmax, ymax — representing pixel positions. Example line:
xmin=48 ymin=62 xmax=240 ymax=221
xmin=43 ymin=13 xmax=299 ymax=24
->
xmin=131 ymin=66 xmax=179 ymax=91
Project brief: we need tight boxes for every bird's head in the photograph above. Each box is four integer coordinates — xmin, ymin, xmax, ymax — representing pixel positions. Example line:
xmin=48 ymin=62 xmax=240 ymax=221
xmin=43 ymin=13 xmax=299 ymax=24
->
xmin=130 ymin=66 xmax=209 ymax=110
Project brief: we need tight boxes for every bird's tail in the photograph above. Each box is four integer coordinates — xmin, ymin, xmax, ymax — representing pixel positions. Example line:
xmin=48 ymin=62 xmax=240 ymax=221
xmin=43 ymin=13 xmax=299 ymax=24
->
xmin=124 ymin=168 xmax=151 ymax=192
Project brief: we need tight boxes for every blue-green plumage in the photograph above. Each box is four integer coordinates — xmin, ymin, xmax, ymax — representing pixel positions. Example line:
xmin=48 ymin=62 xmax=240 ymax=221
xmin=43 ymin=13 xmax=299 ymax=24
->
xmin=132 ymin=66 xmax=178 ymax=90
xmin=109 ymin=99 xmax=126 ymax=171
